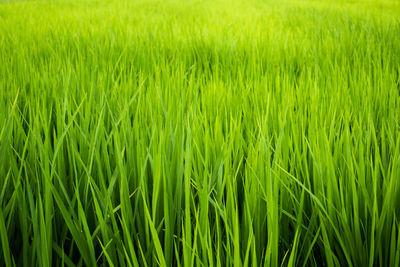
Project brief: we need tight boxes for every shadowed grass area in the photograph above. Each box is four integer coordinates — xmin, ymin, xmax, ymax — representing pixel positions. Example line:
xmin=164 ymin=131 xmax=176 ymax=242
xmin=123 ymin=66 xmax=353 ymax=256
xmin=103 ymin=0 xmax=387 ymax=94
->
xmin=0 ymin=0 xmax=399 ymax=266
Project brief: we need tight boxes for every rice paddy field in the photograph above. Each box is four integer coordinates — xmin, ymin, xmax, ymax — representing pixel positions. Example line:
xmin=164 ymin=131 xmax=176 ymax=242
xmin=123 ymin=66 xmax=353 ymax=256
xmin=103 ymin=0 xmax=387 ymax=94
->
xmin=1 ymin=0 xmax=400 ymax=266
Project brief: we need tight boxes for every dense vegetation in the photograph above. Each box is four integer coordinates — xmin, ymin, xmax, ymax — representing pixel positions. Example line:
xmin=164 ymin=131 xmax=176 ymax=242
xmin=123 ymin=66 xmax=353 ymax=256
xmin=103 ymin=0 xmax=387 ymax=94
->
xmin=0 ymin=0 xmax=400 ymax=266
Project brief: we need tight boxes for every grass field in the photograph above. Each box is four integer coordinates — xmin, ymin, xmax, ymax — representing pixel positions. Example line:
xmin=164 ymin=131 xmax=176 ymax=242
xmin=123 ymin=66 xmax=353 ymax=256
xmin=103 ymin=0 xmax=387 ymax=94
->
xmin=1 ymin=0 xmax=400 ymax=266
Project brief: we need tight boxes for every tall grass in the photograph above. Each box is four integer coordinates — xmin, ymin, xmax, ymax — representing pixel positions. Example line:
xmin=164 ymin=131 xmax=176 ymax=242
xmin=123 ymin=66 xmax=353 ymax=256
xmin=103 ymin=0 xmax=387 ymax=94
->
xmin=0 ymin=0 xmax=400 ymax=266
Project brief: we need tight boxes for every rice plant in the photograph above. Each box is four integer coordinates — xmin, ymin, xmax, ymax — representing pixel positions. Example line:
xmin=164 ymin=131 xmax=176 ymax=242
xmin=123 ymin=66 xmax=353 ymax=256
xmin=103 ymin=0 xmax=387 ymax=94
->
xmin=0 ymin=0 xmax=399 ymax=266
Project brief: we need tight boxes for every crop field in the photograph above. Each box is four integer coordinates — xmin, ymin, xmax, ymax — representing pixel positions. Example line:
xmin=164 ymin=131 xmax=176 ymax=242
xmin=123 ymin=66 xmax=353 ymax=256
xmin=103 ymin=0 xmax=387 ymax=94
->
xmin=0 ymin=0 xmax=400 ymax=266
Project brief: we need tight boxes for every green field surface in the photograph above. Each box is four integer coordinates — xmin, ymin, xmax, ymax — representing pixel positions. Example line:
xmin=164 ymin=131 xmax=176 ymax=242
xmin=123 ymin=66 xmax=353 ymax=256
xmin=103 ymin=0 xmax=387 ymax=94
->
xmin=0 ymin=0 xmax=400 ymax=266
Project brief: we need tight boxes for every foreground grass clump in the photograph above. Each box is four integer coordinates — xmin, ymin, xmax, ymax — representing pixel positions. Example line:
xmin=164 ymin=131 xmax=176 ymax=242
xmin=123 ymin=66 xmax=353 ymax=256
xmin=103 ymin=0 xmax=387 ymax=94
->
xmin=1 ymin=0 xmax=400 ymax=266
